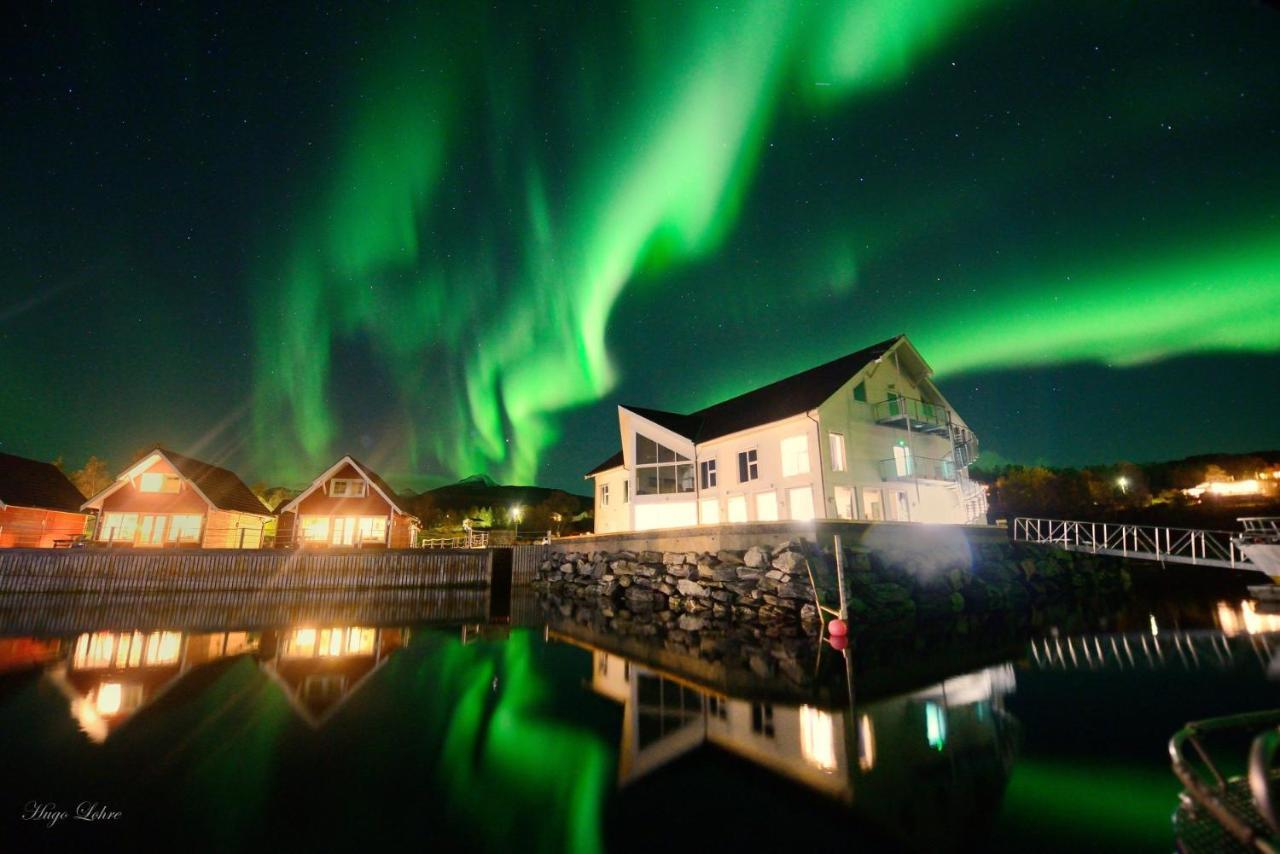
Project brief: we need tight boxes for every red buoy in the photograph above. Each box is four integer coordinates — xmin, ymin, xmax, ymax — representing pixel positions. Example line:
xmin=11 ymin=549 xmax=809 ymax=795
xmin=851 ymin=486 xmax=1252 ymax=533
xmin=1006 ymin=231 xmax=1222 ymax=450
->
xmin=829 ymin=634 xmax=849 ymax=651
xmin=828 ymin=618 xmax=848 ymax=637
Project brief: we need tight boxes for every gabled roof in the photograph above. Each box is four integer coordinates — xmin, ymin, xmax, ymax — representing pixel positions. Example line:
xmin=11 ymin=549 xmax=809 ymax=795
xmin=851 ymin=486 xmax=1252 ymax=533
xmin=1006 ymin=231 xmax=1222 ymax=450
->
xmin=0 ymin=452 xmax=88 ymax=513
xmin=275 ymin=455 xmax=418 ymax=519
xmin=83 ymin=446 xmax=271 ymax=516
xmin=586 ymin=335 xmax=905 ymax=476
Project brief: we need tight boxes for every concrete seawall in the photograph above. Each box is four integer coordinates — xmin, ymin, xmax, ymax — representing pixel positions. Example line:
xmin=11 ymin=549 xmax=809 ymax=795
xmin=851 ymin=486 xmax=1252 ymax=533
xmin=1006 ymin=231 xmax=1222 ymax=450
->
xmin=0 ymin=548 xmax=492 ymax=594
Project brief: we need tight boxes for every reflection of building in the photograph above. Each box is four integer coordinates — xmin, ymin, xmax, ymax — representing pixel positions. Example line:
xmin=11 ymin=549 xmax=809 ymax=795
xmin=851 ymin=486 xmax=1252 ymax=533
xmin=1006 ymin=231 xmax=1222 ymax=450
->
xmin=82 ymin=447 xmax=272 ymax=548
xmin=260 ymin=626 xmax=409 ymax=726
xmin=588 ymin=648 xmax=1017 ymax=848
xmin=48 ymin=630 xmax=258 ymax=742
xmin=0 ymin=452 xmax=92 ymax=548
xmin=586 ymin=335 xmax=986 ymax=533
xmin=275 ymin=456 xmax=420 ymax=548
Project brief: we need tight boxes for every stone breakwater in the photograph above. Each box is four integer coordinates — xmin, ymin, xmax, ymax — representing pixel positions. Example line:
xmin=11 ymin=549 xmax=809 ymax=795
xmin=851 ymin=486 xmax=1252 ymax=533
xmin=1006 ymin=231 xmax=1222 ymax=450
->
xmin=532 ymin=536 xmax=1138 ymax=692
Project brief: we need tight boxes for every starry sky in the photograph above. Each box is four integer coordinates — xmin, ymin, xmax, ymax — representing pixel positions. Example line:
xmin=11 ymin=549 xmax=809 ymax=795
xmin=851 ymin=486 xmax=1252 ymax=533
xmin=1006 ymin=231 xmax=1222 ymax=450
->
xmin=2 ymin=1 xmax=1278 ymax=492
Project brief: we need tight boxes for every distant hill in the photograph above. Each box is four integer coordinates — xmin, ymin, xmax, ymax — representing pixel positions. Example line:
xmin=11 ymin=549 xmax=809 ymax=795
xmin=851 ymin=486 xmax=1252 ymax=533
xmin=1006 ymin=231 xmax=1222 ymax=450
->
xmin=403 ymin=474 xmax=593 ymax=533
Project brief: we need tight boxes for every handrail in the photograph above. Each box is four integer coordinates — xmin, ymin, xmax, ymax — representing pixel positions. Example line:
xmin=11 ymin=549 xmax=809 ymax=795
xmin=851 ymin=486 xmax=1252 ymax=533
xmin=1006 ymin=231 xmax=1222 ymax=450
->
xmin=870 ymin=395 xmax=951 ymax=428
xmin=877 ymin=456 xmax=957 ymax=482
xmin=1013 ymin=516 xmax=1254 ymax=570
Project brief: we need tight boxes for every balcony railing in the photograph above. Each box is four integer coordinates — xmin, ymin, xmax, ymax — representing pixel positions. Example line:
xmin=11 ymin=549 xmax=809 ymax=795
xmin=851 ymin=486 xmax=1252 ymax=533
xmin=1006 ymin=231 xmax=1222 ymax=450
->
xmin=878 ymin=456 xmax=957 ymax=483
xmin=872 ymin=396 xmax=952 ymax=434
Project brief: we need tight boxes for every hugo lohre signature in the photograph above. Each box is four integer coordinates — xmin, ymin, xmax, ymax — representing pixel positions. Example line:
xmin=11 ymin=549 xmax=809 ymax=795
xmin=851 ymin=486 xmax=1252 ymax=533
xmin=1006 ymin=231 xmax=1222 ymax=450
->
xmin=22 ymin=801 xmax=122 ymax=828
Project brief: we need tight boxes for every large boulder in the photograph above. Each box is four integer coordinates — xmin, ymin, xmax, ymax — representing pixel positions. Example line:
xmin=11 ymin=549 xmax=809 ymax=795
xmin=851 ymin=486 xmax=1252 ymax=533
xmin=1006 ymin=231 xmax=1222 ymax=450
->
xmin=677 ymin=579 xmax=710 ymax=598
xmin=772 ymin=551 xmax=807 ymax=574
xmin=743 ymin=546 xmax=771 ymax=568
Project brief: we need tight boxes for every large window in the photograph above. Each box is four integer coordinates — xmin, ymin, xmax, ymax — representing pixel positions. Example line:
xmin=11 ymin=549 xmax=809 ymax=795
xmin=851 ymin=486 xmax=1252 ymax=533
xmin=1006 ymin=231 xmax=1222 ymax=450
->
xmin=699 ymin=459 xmax=717 ymax=490
xmin=781 ymin=435 xmax=810 ymax=477
xmin=737 ymin=449 xmax=759 ymax=483
xmin=834 ymin=486 xmax=855 ymax=520
xmin=699 ymin=498 xmax=720 ymax=525
xmin=98 ymin=512 xmax=139 ymax=542
xmin=756 ymin=491 xmax=778 ymax=521
xmin=727 ymin=496 xmax=748 ymax=523
xmin=166 ymin=514 xmax=203 ymax=543
xmin=635 ymin=434 xmax=694 ymax=495
xmin=829 ymin=433 xmax=847 ymax=472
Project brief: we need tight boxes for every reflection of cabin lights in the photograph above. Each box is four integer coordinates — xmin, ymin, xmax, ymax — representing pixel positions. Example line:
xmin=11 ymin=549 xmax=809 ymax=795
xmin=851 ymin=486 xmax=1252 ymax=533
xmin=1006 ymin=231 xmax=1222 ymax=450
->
xmin=925 ymin=702 xmax=947 ymax=751
xmin=96 ymin=683 xmax=123 ymax=715
xmin=327 ymin=629 xmax=344 ymax=656
xmin=799 ymin=705 xmax=838 ymax=772
xmin=857 ymin=714 xmax=876 ymax=771
xmin=1149 ymin=614 xmax=1159 ymax=636
xmin=1217 ymin=600 xmax=1280 ymax=636
xmin=294 ymin=628 xmax=316 ymax=649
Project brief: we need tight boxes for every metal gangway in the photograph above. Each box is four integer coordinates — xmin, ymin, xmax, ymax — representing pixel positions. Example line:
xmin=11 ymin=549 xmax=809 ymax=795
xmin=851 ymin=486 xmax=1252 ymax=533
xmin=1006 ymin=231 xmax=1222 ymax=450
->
xmin=1013 ymin=517 xmax=1255 ymax=570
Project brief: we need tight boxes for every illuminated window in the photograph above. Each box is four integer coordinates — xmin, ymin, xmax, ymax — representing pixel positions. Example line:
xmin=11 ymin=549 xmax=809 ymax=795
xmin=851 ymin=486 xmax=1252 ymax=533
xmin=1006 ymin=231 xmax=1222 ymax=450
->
xmin=329 ymin=478 xmax=367 ymax=498
xmin=862 ymin=489 xmax=885 ymax=521
xmin=98 ymin=512 xmax=139 ymax=542
xmin=357 ymin=517 xmax=387 ymax=542
xmin=699 ymin=498 xmax=720 ymax=525
xmin=165 ymin=514 xmax=203 ymax=542
xmin=788 ymin=487 xmax=815 ymax=521
xmin=138 ymin=472 xmax=181 ymax=493
xmin=893 ymin=444 xmax=913 ymax=477
xmin=781 ymin=435 xmax=810 ymax=477
xmin=726 ymin=496 xmax=748 ymax=523
xmin=635 ymin=435 xmax=694 ymax=496
xmin=301 ymin=516 xmax=330 ymax=542
xmin=857 ymin=714 xmax=876 ymax=771
xmin=74 ymin=632 xmax=118 ymax=668
xmin=755 ymin=492 xmax=778 ymax=522
xmin=800 ymin=705 xmax=838 ymax=772
xmin=925 ymin=701 xmax=947 ymax=750
xmin=834 ymin=486 xmax=855 ymax=520
xmin=737 ymin=449 xmax=758 ymax=483
xmin=145 ymin=631 xmax=182 ymax=665
xmin=699 ymin=459 xmax=717 ymax=490
xmin=283 ymin=628 xmax=318 ymax=658
xmin=829 ymin=433 xmax=847 ymax=472
xmin=600 ymin=483 xmax=609 ymax=507
xmin=95 ymin=682 xmax=124 ymax=715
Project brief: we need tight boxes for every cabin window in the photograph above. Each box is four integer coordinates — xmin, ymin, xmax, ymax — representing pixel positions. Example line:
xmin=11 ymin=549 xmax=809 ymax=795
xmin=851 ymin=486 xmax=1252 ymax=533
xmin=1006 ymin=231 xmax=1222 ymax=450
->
xmin=98 ymin=512 xmax=139 ymax=542
xmin=853 ymin=381 xmax=867 ymax=402
xmin=357 ymin=517 xmax=387 ymax=542
xmin=755 ymin=491 xmax=778 ymax=521
xmin=751 ymin=703 xmax=776 ymax=738
xmin=699 ymin=459 xmax=717 ymax=490
xmin=301 ymin=516 xmax=330 ymax=542
xmin=623 ymin=480 xmax=630 ymax=503
xmin=165 ymin=514 xmax=203 ymax=543
xmin=329 ymin=478 xmax=367 ymax=498
xmin=634 ymin=434 xmax=694 ymax=495
xmin=737 ymin=449 xmax=758 ymax=483
xmin=781 ymin=435 xmax=810 ymax=476
xmin=829 ymin=433 xmax=847 ymax=472
xmin=138 ymin=472 xmax=181 ymax=493
xmin=600 ymin=483 xmax=609 ymax=507
xmin=834 ymin=486 xmax=855 ymax=520
xmin=788 ymin=486 xmax=815 ymax=521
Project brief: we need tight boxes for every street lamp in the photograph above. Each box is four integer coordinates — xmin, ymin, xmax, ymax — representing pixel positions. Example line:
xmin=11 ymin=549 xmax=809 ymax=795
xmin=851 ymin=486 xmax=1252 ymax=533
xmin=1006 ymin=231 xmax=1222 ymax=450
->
xmin=511 ymin=504 xmax=524 ymax=542
xmin=1116 ymin=476 xmax=1129 ymax=495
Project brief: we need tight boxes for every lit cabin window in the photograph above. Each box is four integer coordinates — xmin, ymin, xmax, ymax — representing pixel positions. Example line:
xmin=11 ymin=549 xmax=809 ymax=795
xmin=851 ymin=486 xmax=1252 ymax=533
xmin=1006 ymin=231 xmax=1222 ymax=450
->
xmin=98 ymin=512 xmax=139 ymax=541
xmin=329 ymin=478 xmax=367 ymax=498
xmin=781 ymin=435 xmax=810 ymax=476
xmin=357 ymin=517 xmax=386 ymax=542
xmin=634 ymin=434 xmax=694 ymax=495
xmin=139 ymin=472 xmax=181 ymax=493
xmin=165 ymin=515 xmax=203 ymax=543
xmin=301 ymin=517 xmax=330 ymax=542
xmin=829 ymin=433 xmax=847 ymax=471
xmin=800 ymin=705 xmax=838 ymax=772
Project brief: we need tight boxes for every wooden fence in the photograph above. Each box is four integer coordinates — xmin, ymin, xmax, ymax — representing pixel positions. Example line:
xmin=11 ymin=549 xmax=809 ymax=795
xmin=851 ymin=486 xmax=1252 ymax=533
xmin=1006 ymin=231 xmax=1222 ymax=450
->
xmin=0 ymin=548 xmax=491 ymax=594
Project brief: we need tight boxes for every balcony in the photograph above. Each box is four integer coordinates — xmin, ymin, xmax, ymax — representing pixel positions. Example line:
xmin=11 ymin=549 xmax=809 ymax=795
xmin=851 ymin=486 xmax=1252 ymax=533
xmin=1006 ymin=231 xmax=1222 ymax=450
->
xmin=878 ymin=456 xmax=957 ymax=483
xmin=872 ymin=396 xmax=952 ymax=436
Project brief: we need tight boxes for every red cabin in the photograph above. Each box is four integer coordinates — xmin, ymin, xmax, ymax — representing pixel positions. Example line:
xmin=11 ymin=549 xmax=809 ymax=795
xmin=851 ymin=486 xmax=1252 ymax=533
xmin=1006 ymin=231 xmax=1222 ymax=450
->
xmin=275 ymin=456 xmax=420 ymax=548
xmin=0 ymin=452 xmax=92 ymax=548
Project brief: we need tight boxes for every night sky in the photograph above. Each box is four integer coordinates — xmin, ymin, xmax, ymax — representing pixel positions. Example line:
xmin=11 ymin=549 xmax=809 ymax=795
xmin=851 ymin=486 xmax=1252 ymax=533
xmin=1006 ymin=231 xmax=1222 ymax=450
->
xmin=3 ymin=1 xmax=1278 ymax=492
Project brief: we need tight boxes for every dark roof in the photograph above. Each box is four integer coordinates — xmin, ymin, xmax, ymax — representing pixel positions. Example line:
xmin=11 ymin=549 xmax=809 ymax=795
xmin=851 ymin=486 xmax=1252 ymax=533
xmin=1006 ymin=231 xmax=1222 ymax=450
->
xmin=0 ymin=453 xmax=88 ymax=513
xmin=348 ymin=457 xmax=418 ymax=518
xmin=585 ymin=450 xmax=624 ymax=477
xmin=157 ymin=448 xmax=271 ymax=516
xmin=585 ymin=335 xmax=903 ymax=476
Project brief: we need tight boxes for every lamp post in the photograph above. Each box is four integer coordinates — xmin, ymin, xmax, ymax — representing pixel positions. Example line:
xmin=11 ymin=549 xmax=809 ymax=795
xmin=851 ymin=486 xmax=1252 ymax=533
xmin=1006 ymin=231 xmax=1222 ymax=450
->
xmin=1116 ymin=476 xmax=1129 ymax=495
xmin=511 ymin=504 xmax=524 ymax=543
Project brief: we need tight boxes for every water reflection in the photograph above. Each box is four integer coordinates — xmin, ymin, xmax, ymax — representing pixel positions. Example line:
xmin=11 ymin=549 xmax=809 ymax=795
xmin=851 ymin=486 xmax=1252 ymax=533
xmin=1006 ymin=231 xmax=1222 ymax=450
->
xmin=262 ymin=626 xmax=409 ymax=726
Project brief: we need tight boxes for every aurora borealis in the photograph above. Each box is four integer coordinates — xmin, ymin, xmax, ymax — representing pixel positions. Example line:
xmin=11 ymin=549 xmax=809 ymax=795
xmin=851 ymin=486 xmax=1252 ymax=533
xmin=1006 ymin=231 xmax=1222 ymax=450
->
xmin=3 ymin=1 xmax=1279 ymax=489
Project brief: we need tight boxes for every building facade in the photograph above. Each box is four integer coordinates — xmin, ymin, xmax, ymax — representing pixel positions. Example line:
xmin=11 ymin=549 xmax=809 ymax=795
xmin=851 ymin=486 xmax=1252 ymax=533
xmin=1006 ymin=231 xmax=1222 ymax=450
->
xmin=587 ymin=335 xmax=986 ymax=533
xmin=275 ymin=456 xmax=420 ymax=548
xmin=82 ymin=447 xmax=273 ymax=548
xmin=0 ymin=452 xmax=92 ymax=547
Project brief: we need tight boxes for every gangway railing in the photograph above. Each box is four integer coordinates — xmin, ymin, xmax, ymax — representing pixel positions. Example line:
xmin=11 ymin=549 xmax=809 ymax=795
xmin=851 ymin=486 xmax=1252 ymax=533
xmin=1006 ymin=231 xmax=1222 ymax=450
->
xmin=1013 ymin=517 xmax=1254 ymax=570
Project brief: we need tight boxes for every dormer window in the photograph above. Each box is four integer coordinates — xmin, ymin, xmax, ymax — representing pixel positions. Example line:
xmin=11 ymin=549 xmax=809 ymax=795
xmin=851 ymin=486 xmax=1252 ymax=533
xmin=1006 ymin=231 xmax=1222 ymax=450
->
xmin=138 ymin=473 xmax=181 ymax=493
xmin=329 ymin=478 xmax=367 ymax=498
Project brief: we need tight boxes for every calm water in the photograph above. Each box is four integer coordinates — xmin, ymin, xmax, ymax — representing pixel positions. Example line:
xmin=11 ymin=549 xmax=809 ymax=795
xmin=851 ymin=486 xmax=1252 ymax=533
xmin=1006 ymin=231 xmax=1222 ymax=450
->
xmin=1 ymin=587 xmax=1277 ymax=852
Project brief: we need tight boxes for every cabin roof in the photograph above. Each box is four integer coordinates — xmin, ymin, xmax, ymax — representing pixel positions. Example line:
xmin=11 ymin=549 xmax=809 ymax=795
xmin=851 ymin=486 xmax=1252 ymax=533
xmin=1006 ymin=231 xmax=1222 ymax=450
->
xmin=275 ymin=455 xmax=418 ymax=520
xmin=0 ymin=452 xmax=87 ymax=513
xmin=156 ymin=447 xmax=272 ymax=515
xmin=586 ymin=335 xmax=904 ymax=477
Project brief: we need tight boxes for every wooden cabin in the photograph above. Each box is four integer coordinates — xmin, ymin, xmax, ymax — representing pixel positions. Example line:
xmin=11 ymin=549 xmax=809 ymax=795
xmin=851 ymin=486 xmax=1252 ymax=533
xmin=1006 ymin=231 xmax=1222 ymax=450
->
xmin=0 ymin=452 xmax=93 ymax=547
xmin=275 ymin=456 xmax=420 ymax=548
xmin=82 ymin=447 xmax=272 ymax=548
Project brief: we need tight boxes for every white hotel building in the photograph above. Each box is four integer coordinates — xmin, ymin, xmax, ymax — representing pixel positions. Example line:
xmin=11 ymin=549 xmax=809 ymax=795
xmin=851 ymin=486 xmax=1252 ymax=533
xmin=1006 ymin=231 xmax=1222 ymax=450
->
xmin=586 ymin=335 xmax=986 ymax=533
